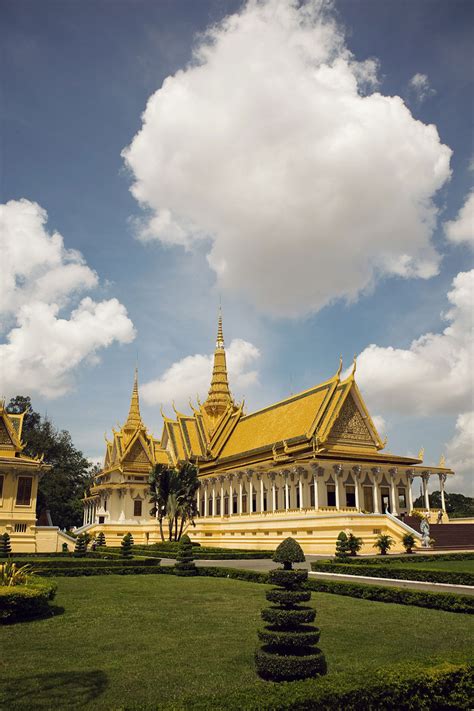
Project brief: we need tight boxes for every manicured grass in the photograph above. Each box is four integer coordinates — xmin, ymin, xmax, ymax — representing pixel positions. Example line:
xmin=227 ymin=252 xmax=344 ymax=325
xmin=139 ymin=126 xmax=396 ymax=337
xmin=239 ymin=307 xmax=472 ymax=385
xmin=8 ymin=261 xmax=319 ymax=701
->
xmin=1 ymin=575 xmax=473 ymax=710
xmin=378 ymin=559 xmax=474 ymax=573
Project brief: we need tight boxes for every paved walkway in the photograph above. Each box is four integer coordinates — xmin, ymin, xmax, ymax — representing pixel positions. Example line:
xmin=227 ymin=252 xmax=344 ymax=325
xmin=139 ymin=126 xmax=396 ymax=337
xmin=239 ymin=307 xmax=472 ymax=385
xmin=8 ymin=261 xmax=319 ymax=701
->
xmin=159 ymin=556 xmax=474 ymax=595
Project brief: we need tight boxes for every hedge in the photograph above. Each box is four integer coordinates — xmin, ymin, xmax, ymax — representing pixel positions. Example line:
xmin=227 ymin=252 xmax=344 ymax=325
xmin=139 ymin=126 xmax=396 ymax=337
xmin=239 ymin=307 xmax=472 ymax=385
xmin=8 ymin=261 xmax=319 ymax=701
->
xmin=0 ymin=577 xmax=57 ymax=623
xmin=107 ymin=545 xmax=273 ymax=560
xmin=193 ymin=664 xmax=473 ymax=710
xmin=255 ymin=646 xmax=327 ymax=682
xmin=330 ymin=552 xmax=474 ymax=564
xmin=10 ymin=557 xmax=160 ymax=570
xmin=311 ymin=561 xmax=474 ymax=586
xmin=261 ymin=606 xmax=316 ymax=627
xmin=265 ymin=589 xmax=311 ymax=606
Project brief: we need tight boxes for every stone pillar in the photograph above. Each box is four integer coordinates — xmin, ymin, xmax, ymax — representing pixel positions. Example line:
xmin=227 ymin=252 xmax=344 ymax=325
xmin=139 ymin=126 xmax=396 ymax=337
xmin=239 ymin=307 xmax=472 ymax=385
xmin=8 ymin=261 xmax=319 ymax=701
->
xmin=204 ymin=483 xmax=208 ymax=517
xmin=406 ymin=471 xmax=414 ymax=512
xmin=439 ymin=473 xmax=447 ymax=512
xmin=248 ymin=472 xmax=254 ymax=514
xmin=353 ymin=466 xmax=361 ymax=512
xmin=298 ymin=476 xmax=303 ymax=510
xmin=228 ymin=476 xmax=233 ymax=516
xmin=284 ymin=473 xmax=289 ymax=511
xmin=219 ymin=476 xmax=225 ymax=517
xmin=334 ymin=465 xmax=342 ymax=510
xmin=311 ymin=465 xmax=320 ymax=510
xmin=422 ymin=472 xmax=431 ymax=512
xmin=271 ymin=475 xmax=276 ymax=512
xmin=389 ymin=468 xmax=399 ymax=515
xmin=212 ymin=482 xmax=216 ymax=517
xmin=372 ymin=468 xmax=381 ymax=513
xmin=239 ymin=476 xmax=243 ymax=514
xmin=259 ymin=475 xmax=264 ymax=512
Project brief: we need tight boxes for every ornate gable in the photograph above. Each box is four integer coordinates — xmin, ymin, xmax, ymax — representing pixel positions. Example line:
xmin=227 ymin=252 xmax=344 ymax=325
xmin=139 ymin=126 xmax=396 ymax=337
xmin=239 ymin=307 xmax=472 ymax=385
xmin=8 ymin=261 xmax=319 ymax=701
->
xmin=0 ymin=417 xmax=15 ymax=450
xmin=123 ymin=437 xmax=152 ymax=467
xmin=326 ymin=393 xmax=375 ymax=448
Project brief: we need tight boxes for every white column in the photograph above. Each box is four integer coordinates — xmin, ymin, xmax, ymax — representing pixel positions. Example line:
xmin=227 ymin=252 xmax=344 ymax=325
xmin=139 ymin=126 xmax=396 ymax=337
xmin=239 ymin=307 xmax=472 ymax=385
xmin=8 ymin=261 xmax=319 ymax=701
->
xmin=272 ymin=478 xmax=276 ymax=512
xmin=406 ymin=472 xmax=414 ymax=512
xmin=334 ymin=466 xmax=341 ymax=510
xmin=354 ymin=467 xmax=361 ymax=511
xmin=239 ymin=478 xmax=243 ymax=514
xmin=285 ymin=475 xmax=289 ymax=511
xmin=220 ymin=478 xmax=225 ymax=517
xmin=389 ymin=469 xmax=399 ymax=515
xmin=298 ymin=476 xmax=303 ymax=510
xmin=260 ymin=476 xmax=264 ymax=512
xmin=212 ymin=482 xmax=216 ymax=517
xmin=422 ymin=472 xmax=430 ymax=512
xmin=313 ymin=471 xmax=319 ymax=510
xmin=196 ymin=487 xmax=200 ymax=515
xmin=372 ymin=468 xmax=381 ymax=513
xmin=204 ymin=483 xmax=208 ymax=517
xmin=439 ymin=473 xmax=447 ymax=512
xmin=229 ymin=477 xmax=233 ymax=516
xmin=249 ymin=476 xmax=254 ymax=513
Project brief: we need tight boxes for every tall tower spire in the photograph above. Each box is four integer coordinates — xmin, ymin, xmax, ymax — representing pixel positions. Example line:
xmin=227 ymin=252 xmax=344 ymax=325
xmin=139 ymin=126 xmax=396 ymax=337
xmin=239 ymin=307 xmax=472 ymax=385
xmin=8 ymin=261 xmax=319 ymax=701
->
xmin=203 ymin=308 xmax=234 ymax=419
xmin=124 ymin=368 xmax=143 ymax=431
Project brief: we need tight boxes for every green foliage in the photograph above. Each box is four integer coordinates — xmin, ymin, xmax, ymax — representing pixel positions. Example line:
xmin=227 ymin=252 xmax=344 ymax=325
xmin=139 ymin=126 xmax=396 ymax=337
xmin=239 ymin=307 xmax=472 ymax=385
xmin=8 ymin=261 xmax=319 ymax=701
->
xmin=272 ymin=537 xmax=305 ymax=570
xmin=0 ymin=533 xmax=12 ymax=557
xmin=175 ymin=534 xmax=197 ymax=576
xmin=0 ymin=561 xmax=32 ymax=586
xmin=6 ymin=396 xmax=96 ymax=529
xmin=96 ymin=532 xmax=106 ymax=547
xmin=124 ymin=542 xmax=272 ymax=559
xmin=347 ymin=533 xmax=363 ymax=556
xmin=74 ymin=534 xmax=88 ymax=558
xmin=335 ymin=531 xmax=350 ymax=559
xmin=256 ymin=541 xmax=326 ymax=682
xmin=0 ymin=577 xmax=57 ymax=623
xmin=373 ymin=533 xmax=394 ymax=555
xmin=120 ymin=533 xmax=134 ymax=559
xmin=148 ymin=461 xmax=200 ymax=542
xmin=413 ymin=490 xmax=474 ymax=518
xmin=311 ymin=561 xmax=474 ymax=586
xmin=61 ymin=542 xmax=69 ymax=553
xmin=402 ymin=533 xmax=416 ymax=553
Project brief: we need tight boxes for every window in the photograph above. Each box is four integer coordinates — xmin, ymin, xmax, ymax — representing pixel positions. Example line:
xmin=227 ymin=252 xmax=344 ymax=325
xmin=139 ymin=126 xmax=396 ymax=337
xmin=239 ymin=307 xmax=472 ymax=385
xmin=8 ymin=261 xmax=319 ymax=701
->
xmin=16 ymin=477 xmax=32 ymax=506
xmin=398 ymin=487 xmax=407 ymax=509
xmin=327 ymin=484 xmax=336 ymax=507
xmin=134 ymin=499 xmax=142 ymax=517
xmin=0 ymin=474 xmax=3 ymax=500
xmin=345 ymin=485 xmax=356 ymax=507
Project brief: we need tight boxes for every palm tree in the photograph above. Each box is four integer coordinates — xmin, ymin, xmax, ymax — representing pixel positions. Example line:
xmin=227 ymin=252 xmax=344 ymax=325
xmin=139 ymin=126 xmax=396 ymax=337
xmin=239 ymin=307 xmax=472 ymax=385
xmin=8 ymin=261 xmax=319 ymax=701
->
xmin=176 ymin=462 xmax=200 ymax=540
xmin=148 ymin=464 xmax=175 ymax=542
xmin=148 ymin=462 xmax=200 ymax=542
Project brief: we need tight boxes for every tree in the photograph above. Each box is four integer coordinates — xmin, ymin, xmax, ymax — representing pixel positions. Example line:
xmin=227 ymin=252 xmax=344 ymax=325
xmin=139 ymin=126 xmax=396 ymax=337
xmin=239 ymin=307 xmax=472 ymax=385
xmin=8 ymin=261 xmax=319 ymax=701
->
xmin=0 ymin=533 xmax=12 ymax=557
xmin=74 ymin=534 xmax=88 ymax=558
xmin=402 ymin=533 xmax=416 ymax=554
xmin=347 ymin=533 xmax=363 ymax=557
xmin=335 ymin=531 xmax=350 ymax=559
xmin=6 ymin=396 xmax=95 ymax=530
xmin=374 ymin=533 xmax=394 ymax=555
xmin=175 ymin=534 xmax=197 ymax=576
xmin=255 ymin=538 xmax=326 ymax=682
xmin=120 ymin=533 xmax=134 ymax=558
xmin=148 ymin=462 xmax=200 ymax=542
xmin=413 ymin=491 xmax=474 ymax=519
xmin=96 ymin=532 xmax=106 ymax=547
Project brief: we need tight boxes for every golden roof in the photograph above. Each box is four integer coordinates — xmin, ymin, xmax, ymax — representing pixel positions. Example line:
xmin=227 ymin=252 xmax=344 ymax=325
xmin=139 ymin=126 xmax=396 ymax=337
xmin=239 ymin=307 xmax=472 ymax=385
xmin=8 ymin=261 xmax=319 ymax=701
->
xmin=202 ymin=311 xmax=236 ymax=423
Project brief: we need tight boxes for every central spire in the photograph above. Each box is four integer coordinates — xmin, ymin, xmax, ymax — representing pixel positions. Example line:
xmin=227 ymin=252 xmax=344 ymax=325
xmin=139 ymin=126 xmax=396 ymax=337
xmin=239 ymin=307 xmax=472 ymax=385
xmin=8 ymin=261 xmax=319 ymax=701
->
xmin=203 ymin=309 xmax=234 ymax=419
xmin=124 ymin=368 xmax=143 ymax=432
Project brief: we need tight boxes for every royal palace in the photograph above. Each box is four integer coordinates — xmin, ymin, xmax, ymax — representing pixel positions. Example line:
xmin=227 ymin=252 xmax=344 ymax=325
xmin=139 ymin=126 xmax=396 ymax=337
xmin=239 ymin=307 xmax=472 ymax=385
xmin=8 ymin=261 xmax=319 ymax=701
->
xmin=80 ymin=315 xmax=454 ymax=553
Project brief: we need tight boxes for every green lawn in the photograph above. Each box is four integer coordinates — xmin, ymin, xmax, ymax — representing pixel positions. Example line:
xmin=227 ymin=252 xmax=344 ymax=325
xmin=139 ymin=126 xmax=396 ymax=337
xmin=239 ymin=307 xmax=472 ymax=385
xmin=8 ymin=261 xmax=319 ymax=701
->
xmin=372 ymin=559 xmax=474 ymax=573
xmin=1 ymin=575 xmax=473 ymax=710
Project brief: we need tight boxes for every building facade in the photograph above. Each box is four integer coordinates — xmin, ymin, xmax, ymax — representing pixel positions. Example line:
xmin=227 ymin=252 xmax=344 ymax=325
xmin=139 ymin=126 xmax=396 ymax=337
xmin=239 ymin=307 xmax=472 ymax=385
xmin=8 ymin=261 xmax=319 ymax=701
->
xmin=0 ymin=402 xmax=73 ymax=552
xmin=82 ymin=316 xmax=453 ymax=553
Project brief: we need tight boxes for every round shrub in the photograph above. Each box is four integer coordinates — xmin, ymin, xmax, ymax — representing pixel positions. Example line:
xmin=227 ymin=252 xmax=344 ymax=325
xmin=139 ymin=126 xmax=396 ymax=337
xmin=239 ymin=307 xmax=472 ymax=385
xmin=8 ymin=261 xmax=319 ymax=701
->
xmin=175 ymin=534 xmax=197 ymax=577
xmin=120 ymin=533 xmax=134 ymax=559
xmin=0 ymin=577 xmax=57 ymax=624
xmin=255 ymin=537 xmax=326 ymax=682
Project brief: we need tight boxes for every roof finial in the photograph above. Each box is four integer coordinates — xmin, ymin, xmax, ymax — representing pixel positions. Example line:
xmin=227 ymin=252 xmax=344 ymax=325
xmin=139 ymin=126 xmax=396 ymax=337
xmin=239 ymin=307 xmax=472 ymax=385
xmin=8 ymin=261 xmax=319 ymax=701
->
xmin=336 ymin=356 xmax=343 ymax=378
xmin=124 ymin=367 xmax=143 ymax=431
xmin=216 ymin=305 xmax=224 ymax=349
xmin=203 ymin=307 xmax=234 ymax=418
xmin=352 ymin=353 xmax=357 ymax=375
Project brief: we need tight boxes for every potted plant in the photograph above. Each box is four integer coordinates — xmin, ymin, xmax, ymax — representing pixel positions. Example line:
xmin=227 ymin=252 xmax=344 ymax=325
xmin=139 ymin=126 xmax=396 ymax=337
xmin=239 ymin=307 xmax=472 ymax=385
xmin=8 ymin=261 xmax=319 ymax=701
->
xmin=373 ymin=533 xmax=394 ymax=555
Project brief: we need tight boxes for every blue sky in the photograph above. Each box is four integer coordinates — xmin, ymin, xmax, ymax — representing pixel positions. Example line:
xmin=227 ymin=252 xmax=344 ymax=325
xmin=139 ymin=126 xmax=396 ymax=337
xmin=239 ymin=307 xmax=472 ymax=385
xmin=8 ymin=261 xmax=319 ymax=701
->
xmin=1 ymin=0 xmax=473 ymax=493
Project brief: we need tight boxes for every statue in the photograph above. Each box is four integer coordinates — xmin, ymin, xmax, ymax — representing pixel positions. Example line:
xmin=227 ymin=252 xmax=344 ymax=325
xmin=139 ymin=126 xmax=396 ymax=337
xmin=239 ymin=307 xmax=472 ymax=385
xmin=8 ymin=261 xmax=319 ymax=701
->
xmin=420 ymin=516 xmax=431 ymax=548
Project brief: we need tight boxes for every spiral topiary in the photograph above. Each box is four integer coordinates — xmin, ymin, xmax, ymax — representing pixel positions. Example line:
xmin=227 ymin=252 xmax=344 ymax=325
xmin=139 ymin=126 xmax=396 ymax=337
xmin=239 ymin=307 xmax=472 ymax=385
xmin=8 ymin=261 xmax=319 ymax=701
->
xmin=255 ymin=537 xmax=327 ymax=682
xmin=175 ymin=534 xmax=197 ymax=576
xmin=120 ymin=532 xmax=134 ymax=559
xmin=0 ymin=532 xmax=12 ymax=557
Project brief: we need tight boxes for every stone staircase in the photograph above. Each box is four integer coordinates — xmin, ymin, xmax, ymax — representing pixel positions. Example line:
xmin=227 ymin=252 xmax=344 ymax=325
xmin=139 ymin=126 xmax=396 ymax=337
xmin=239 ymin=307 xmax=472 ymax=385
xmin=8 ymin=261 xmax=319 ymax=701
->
xmin=404 ymin=516 xmax=474 ymax=550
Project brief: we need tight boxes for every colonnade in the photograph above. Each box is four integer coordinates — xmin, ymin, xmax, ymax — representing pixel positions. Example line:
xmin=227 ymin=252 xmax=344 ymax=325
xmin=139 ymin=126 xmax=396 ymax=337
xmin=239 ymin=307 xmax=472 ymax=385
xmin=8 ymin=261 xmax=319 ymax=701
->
xmin=83 ymin=500 xmax=98 ymax=526
xmin=196 ymin=464 xmax=447 ymax=519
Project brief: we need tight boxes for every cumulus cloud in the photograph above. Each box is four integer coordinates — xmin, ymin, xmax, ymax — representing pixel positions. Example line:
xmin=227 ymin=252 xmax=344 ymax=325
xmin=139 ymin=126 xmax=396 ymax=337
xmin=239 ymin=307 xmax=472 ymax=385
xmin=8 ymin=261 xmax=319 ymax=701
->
xmin=141 ymin=338 xmax=260 ymax=410
xmin=353 ymin=270 xmax=474 ymax=416
xmin=123 ymin=0 xmax=451 ymax=317
xmin=408 ymin=73 xmax=436 ymax=103
xmin=0 ymin=199 xmax=136 ymax=398
xmin=446 ymin=412 xmax=474 ymax=492
xmin=444 ymin=190 xmax=474 ymax=248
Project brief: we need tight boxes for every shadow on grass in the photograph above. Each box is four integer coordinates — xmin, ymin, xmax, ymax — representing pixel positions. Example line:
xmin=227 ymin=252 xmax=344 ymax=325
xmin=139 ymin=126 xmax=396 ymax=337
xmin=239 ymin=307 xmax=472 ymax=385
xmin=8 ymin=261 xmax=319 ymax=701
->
xmin=2 ymin=605 xmax=65 ymax=625
xmin=0 ymin=670 xmax=108 ymax=708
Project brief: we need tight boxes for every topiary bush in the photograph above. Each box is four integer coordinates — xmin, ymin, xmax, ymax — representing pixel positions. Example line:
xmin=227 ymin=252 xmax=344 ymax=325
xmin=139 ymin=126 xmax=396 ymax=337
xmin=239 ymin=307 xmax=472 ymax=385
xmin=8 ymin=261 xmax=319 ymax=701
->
xmin=96 ymin=532 xmax=106 ymax=547
xmin=73 ymin=534 xmax=88 ymax=558
xmin=120 ymin=533 xmax=134 ymax=559
xmin=0 ymin=533 xmax=12 ymax=557
xmin=347 ymin=533 xmax=363 ymax=557
xmin=175 ymin=534 xmax=197 ymax=576
xmin=335 ymin=531 xmax=350 ymax=559
xmin=255 ymin=537 xmax=326 ymax=682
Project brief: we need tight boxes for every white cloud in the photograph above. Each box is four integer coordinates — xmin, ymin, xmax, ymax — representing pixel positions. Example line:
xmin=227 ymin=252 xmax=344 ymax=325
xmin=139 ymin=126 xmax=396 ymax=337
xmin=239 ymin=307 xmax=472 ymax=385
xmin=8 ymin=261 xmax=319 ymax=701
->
xmin=445 ymin=412 xmax=474 ymax=494
xmin=354 ymin=270 xmax=474 ymax=416
xmin=123 ymin=0 xmax=451 ymax=317
xmin=0 ymin=199 xmax=136 ymax=398
xmin=444 ymin=190 xmax=474 ymax=248
xmin=408 ymin=72 xmax=436 ymax=103
xmin=371 ymin=414 xmax=386 ymax=437
xmin=141 ymin=338 xmax=260 ymax=411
